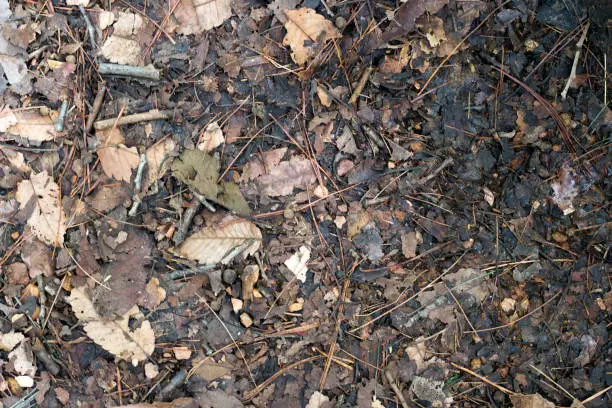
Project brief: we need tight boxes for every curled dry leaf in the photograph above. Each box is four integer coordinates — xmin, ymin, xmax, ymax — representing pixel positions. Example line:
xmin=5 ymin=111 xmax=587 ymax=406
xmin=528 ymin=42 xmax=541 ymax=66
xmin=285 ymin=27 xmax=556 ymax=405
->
xmin=282 ymin=8 xmax=341 ymax=65
xmin=171 ymin=0 xmax=233 ymax=34
xmin=173 ymin=215 xmax=262 ymax=265
xmin=69 ymin=286 xmax=155 ymax=364
xmin=96 ymin=127 xmax=140 ymax=182
xmin=16 ymin=171 xmax=67 ymax=246
xmin=0 ymin=109 xmax=56 ymax=146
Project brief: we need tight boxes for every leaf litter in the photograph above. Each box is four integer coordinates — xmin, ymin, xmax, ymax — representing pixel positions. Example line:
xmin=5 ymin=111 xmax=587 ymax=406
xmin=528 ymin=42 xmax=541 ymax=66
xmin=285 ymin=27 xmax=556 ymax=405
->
xmin=0 ymin=0 xmax=609 ymax=407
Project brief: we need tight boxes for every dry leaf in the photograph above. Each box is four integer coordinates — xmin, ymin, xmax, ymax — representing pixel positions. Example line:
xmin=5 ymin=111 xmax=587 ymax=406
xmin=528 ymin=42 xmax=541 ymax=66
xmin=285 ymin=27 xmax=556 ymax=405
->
xmin=0 ymin=331 xmax=24 ymax=352
xmin=193 ymin=356 xmax=232 ymax=382
xmin=306 ymin=391 xmax=329 ymax=408
xmin=2 ymin=109 xmax=56 ymax=146
xmin=256 ymin=155 xmax=317 ymax=196
xmin=243 ymin=147 xmax=288 ymax=181
xmin=551 ymin=163 xmax=578 ymax=215
xmin=282 ymin=8 xmax=341 ymax=65
xmin=483 ymin=187 xmax=495 ymax=206
xmin=143 ymin=138 xmax=176 ymax=191
xmin=100 ymin=12 xmax=145 ymax=65
xmin=7 ymin=340 xmax=36 ymax=376
xmin=16 ymin=171 xmax=67 ymax=246
xmin=336 ymin=126 xmax=358 ymax=155
xmin=197 ymin=121 xmax=225 ymax=152
xmin=69 ymin=286 xmax=155 ymax=364
xmin=171 ymin=0 xmax=233 ymax=35
xmin=510 ymin=393 xmax=555 ymax=408
xmin=173 ymin=347 xmax=192 ymax=360
xmin=144 ymin=363 xmax=159 ymax=379
xmin=55 ymin=387 xmax=70 ymax=405
xmin=284 ymin=246 xmax=310 ymax=283
xmin=400 ymin=231 xmax=421 ymax=259
xmin=96 ymin=127 xmax=140 ymax=182
xmin=174 ymin=215 xmax=262 ymax=265
xmin=138 ymin=277 xmax=166 ymax=310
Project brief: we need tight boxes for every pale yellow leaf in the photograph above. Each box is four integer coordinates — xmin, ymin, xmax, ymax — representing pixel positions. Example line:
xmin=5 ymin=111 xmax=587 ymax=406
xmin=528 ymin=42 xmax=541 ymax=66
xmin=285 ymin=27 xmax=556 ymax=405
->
xmin=197 ymin=121 xmax=224 ymax=152
xmin=174 ymin=215 xmax=262 ymax=265
xmin=4 ymin=110 xmax=56 ymax=146
xmin=172 ymin=0 xmax=233 ymax=35
xmin=282 ymin=8 xmax=340 ymax=65
xmin=96 ymin=127 xmax=140 ymax=182
xmin=15 ymin=171 xmax=67 ymax=246
xmin=69 ymin=286 xmax=155 ymax=364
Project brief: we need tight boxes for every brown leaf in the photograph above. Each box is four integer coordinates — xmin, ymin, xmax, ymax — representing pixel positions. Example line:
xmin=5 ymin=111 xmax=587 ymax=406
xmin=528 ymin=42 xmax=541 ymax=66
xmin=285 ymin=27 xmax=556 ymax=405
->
xmin=85 ymin=181 xmax=131 ymax=213
xmin=69 ymin=286 xmax=155 ymax=364
xmin=193 ymin=356 xmax=232 ymax=382
xmin=20 ymin=235 xmax=53 ymax=278
xmin=5 ymin=263 xmax=29 ymax=285
xmin=510 ymin=394 xmax=555 ymax=408
xmin=174 ymin=215 xmax=262 ymax=265
xmin=400 ymin=231 xmax=420 ymax=259
xmin=282 ymin=8 xmax=340 ymax=65
xmin=256 ymin=155 xmax=317 ymax=197
xmin=171 ymin=0 xmax=233 ymax=35
xmin=15 ymin=172 xmax=67 ymax=246
xmin=138 ymin=277 xmax=166 ymax=310
xmin=1 ymin=109 xmax=56 ymax=146
xmin=143 ymin=137 xmax=176 ymax=191
xmin=96 ymin=128 xmax=140 ymax=182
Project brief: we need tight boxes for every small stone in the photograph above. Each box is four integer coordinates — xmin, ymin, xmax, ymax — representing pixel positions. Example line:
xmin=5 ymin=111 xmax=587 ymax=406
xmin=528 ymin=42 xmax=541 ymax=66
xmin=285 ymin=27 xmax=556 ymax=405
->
xmin=222 ymin=269 xmax=236 ymax=284
xmin=240 ymin=313 xmax=253 ymax=328
xmin=552 ymin=231 xmax=568 ymax=243
xmin=335 ymin=16 xmax=347 ymax=29
xmin=501 ymin=298 xmax=516 ymax=313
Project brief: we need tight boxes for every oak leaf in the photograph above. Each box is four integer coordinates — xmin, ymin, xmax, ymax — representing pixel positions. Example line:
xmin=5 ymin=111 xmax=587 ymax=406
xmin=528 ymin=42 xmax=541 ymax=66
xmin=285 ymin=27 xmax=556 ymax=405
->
xmin=173 ymin=215 xmax=261 ymax=265
xmin=15 ymin=171 xmax=67 ymax=246
xmin=69 ymin=286 xmax=155 ymax=364
xmin=282 ymin=8 xmax=340 ymax=65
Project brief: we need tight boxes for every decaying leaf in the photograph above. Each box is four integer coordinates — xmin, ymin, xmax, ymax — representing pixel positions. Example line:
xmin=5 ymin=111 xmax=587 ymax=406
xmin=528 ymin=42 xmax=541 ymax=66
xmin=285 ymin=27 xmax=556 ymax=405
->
xmin=256 ymin=155 xmax=317 ymax=197
xmin=1 ymin=109 xmax=56 ymax=146
xmin=284 ymin=246 xmax=310 ymax=283
xmin=173 ymin=215 xmax=262 ymax=265
xmin=96 ymin=127 xmax=140 ymax=182
xmin=197 ymin=121 xmax=225 ymax=152
xmin=171 ymin=149 xmax=250 ymax=215
xmin=143 ymin=137 xmax=176 ymax=191
xmin=551 ymin=163 xmax=578 ymax=215
xmin=192 ymin=356 xmax=232 ymax=381
xmin=306 ymin=391 xmax=329 ymax=408
xmin=100 ymin=12 xmax=145 ymax=65
xmin=400 ymin=231 xmax=422 ymax=259
xmin=171 ymin=0 xmax=233 ymax=35
xmin=7 ymin=340 xmax=36 ymax=376
xmin=282 ymin=8 xmax=341 ymax=65
xmin=336 ymin=126 xmax=358 ymax=155
xmin=69 ymin=286 xmax=155 ymax=364
xmin=16 ymin=171 xmax=67 ymax=246
xmin=510 ymin=393 xmax=555 ymax=408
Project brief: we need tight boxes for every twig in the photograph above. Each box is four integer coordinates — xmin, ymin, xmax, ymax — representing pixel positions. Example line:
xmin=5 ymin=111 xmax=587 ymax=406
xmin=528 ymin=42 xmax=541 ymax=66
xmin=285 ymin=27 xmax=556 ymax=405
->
xmin=85 ymin=82 xmax=107 ymax=133
xmin=581 ymin=385 xmax=612 ymax=405
xmin=561 ymin=22 xmax=590 ymax=100
xmin=450 ymin=362 xmax=516 ymax=395
xmin=0 ymin=142 xmax=60 ymax=152
xmin=98 ymin=63 xmax=161 ymax=81
xmin=128 ymin=152 xmax=147 ymax=217
xmin=36 ymin=274 xmax=46 ymax=324
xmin=528 ymin=364 xmax=577 ymax=401
xmin=54 ymin=99 xmax=69 ymax=131
xmin=173 ymin=196 xmax=201 ymax=245
xmin=79 ymin=5 xmax=97 ymax=49
xmin=413 ymin=157 xmax=453 ymax=187
xmin=157 ymin=368 xmax=187 ymax=401
xmin=384 ymin=369 xmax=410 ymax=408
xmin=242 ymin=356 xmax=325 ymax=402
xmin=349 ymin=66 xmax=373 ymax=105
xmin=32 ymin=341 xmax=61 ymax=375
xmin=93 ymin=109 xmax=174 ymax=130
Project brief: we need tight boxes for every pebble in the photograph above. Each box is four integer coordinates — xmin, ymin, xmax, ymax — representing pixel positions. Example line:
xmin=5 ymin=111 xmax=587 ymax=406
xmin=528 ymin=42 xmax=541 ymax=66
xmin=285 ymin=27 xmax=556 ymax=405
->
xmin=240 ymin=313 xmax=253 ymax=328
xmin=222 ymin=269 xmax=236 ymax=284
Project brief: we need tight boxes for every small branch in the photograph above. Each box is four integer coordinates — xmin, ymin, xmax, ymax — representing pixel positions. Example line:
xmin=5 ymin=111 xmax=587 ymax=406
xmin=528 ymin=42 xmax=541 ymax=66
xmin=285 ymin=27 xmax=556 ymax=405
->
xmin=348 ymin=66 xmax=373 ymax=105
xmin=79 ymin=5 xmax=97 ymax=49
xmin=98 ymin=63 xmax=161 ymax=81
xmin=166 ymin=264 xmax=216 ymax=280
xmin=93 ymin=109 xmax=174 ymax=130
xmin=384 ymin=370 xmax=409 ymax=408
xmin=450 ymin=362 xmax=516 ymax=395
xmin=561 ymin=22 xmax=590 ymax=100
xmin=173 ymin=197 xmax=201 ymax=246
xmin=134 ymin=152 xmax=147 ymax=191
xmin=413 ymin=157 xmax=453 ymax=186
xmin=85 ymin=82 xmax=107 ymax=133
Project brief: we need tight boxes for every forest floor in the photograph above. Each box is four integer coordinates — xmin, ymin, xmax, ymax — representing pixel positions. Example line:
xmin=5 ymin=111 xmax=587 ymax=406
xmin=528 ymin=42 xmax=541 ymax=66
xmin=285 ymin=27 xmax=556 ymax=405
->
xmin=0 ymin=1 xmax=610 ymax=407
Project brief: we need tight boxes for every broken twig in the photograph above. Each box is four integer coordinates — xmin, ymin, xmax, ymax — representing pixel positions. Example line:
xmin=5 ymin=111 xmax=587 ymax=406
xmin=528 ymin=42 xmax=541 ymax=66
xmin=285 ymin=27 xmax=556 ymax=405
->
xmin=54 ymin=99 xmax=69 ymax=131
xmin=561 ymin=22 xmax=590 ymax=100
xmin=98 ymin=63 xmax=161 ymax=81
xmin=79 ymin=5 xmax=97 ymax=49
xmin=85 ymin=82 xmax=107 ymax=133
xmin=349 ymin=66 xmax=373 ymax=105
xmin=93 ymin=109 xmax=174 ymax=130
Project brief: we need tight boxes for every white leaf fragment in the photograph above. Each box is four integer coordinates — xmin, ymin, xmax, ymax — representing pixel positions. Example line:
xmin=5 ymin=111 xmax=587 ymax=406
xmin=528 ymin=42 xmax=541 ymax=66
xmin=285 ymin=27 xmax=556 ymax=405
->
xmin=284 ymin=246 xmax=311 ymax=283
